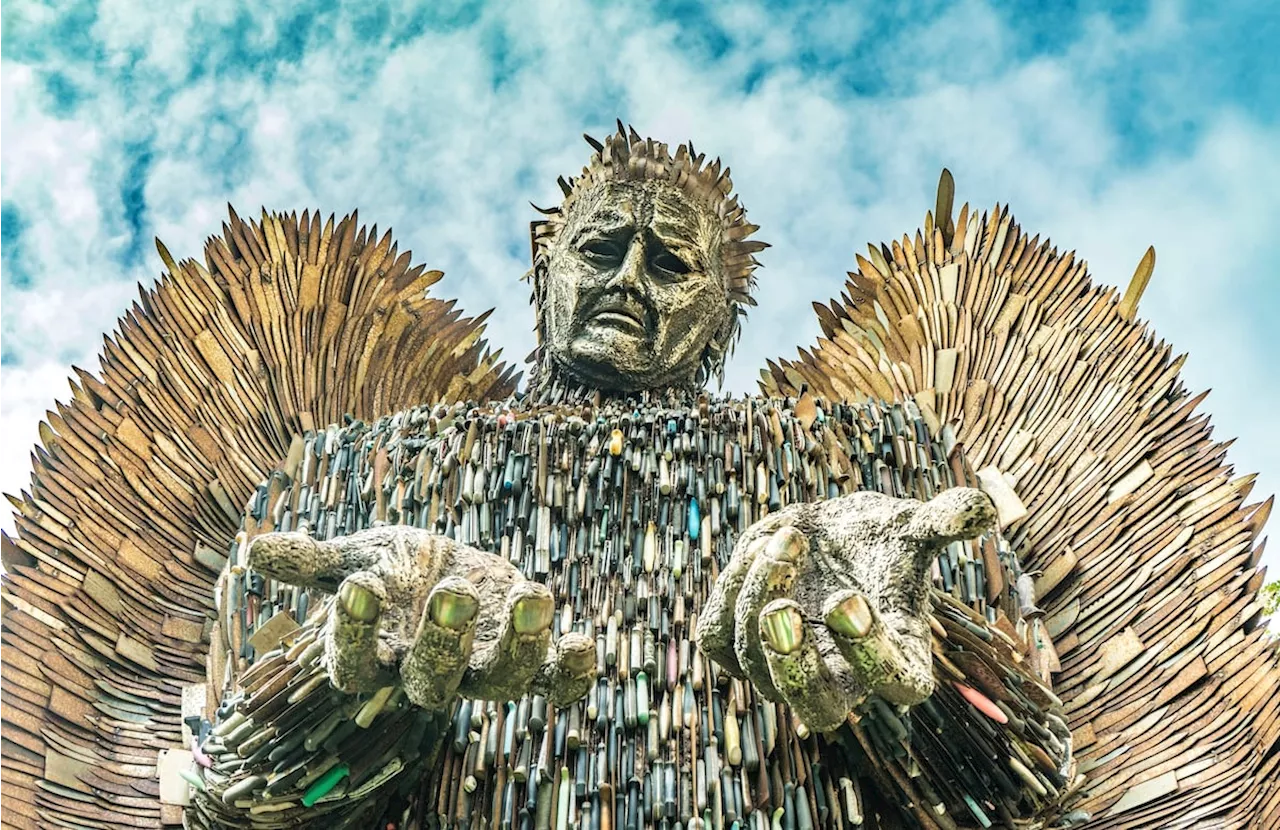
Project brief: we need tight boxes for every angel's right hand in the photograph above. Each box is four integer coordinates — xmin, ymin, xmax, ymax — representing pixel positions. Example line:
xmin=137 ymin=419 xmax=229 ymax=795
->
xmin=247 ymin=526 xmax=595 ymax=710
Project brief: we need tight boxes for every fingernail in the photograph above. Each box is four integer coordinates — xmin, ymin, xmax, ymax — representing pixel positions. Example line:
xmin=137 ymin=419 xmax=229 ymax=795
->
xmin=339 ymin=581 xmax=380 ymax=622
xmin=826 ymin=593 xmax=873 ymax=639
xmin=767 ymin=527 xmax=807 ymax=563
xmin=760 ymin=604 xmax=804 ymax=655
xmin=559 ymin=637 xmax=595 ymax=674
xmin=431 ymin=589 xmax=479 ymax=630
xmin=513 ymin=593 xmax=554 ymax=634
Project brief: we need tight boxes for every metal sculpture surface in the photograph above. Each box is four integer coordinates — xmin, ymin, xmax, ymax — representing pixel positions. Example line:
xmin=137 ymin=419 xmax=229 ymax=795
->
xmin=1 ymin=125 xmax=1275 ymax=830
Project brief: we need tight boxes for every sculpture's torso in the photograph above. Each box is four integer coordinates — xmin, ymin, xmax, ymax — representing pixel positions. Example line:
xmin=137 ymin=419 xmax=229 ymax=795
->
xmin=192 ymin=395 xmax=1069 ymax=829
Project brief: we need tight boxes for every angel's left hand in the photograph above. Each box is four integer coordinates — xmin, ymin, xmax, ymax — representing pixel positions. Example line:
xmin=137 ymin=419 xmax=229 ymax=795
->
xmin=696 ymin=488 xmax=997 ymax=732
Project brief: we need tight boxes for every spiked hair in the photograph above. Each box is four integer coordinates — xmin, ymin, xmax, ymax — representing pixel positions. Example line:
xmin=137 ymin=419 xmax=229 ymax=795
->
xmin=528 ymin=122 xmax=768 ymax=388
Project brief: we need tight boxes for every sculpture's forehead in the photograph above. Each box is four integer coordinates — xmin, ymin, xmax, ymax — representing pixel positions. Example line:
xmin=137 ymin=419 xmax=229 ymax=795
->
xmin=565 ymin=180 xmax=715 ymax=247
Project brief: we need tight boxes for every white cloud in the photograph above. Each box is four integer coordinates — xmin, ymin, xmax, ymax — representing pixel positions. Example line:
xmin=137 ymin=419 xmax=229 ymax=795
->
xmin=2 ymin=0 xmax=1276 ymax=569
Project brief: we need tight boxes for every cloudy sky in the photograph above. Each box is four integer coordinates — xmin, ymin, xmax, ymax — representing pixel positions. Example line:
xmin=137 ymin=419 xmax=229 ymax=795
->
xmin=3 ymin=0 xmax=1277 ymax=566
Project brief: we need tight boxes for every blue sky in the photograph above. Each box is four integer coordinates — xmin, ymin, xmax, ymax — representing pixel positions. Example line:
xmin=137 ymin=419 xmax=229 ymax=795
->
xmin=2 ymin=0 xmax=1277 ymax=566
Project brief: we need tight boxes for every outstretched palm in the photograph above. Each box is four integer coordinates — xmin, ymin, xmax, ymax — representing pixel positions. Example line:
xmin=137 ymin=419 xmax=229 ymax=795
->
xmin=248 ymin=526 xmax=596 ymax=709
xmin=697 ymin=488 xmax=997 ymax=732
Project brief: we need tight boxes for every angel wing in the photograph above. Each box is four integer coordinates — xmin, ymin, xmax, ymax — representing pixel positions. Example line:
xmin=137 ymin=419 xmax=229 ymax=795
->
xmin=0 ymin=207 xmax=518 ymax=828
xmin=758 ymin=172 xmax=1278 ymax=827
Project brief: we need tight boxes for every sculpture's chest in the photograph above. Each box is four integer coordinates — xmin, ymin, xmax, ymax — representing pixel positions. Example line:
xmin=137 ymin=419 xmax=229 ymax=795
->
xmin=248 ymin=397 xmax=975 ymax=632
xmin=279 ymin=400 xmax=954 ymax=544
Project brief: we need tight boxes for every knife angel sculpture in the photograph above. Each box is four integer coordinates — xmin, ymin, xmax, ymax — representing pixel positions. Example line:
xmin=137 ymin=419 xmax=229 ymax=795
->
xmin=1 ymin=125 xmax=1275 ymax=830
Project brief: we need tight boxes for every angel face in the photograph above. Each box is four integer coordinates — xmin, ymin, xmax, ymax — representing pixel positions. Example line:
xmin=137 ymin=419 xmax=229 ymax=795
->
xmin=542 ymin=179 xmax=732 ymax=391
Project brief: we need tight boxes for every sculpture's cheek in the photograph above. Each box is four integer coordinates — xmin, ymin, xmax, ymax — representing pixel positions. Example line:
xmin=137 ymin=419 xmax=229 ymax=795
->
xmin=541 ymin=264 xmax=586 ymax=351
xmin=647 ymin=279 xmax=729 ymax=372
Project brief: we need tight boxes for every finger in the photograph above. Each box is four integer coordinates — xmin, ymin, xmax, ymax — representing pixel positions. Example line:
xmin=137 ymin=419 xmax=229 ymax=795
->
xmin=248 ymin=530 xmax=381 ymax=592
xmin=696 ymin=531 xmax=770 ymax=675
xmin=732 ymin=526 xmax=808 ymax=699
xmin=326 ymin=570 xmax=394 ymax=694
xmin=401 ymin=576 xmax=481 ymax=710
xmin=464 ymin=582 xmax=556 ymax=701
xmin=903 ymin=488 xmax=997 ymax=545
xmin=823 ymin=590 xmax=933 ymax=706
xmin=758 ymin=599 xmax=857 ymax=733
xmin=531 ymin=632 xmax=597 ymax=706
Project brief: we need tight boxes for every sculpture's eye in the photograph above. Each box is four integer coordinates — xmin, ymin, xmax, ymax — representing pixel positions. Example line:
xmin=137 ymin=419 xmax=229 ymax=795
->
xmin=651 ymin=249 xmax=691 ymax=277
xmin=580 ymin=239 xmax=624 ymax=263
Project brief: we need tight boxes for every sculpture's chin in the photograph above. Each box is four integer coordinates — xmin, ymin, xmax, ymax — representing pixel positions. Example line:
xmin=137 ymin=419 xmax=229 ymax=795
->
xmin=563 ymin=345 xmax=650 ymax=392
xmin=558 ymin=332 xmax=685 ymax=392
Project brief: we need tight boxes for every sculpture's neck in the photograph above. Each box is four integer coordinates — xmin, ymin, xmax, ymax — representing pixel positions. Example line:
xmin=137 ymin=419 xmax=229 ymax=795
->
xmin=527 ymin=354 xmax=706 ymax=409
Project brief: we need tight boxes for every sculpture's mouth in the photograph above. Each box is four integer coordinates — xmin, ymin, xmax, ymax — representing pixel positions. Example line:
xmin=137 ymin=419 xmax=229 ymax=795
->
xmin=589 ymin=299 xmax=649 ymax=336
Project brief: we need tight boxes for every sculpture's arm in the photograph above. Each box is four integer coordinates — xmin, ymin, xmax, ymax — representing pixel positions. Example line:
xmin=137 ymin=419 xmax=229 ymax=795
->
xmin=187 ymin=526 xmax=594 ymax=826
xmin=699 ymin=488 xmax=1080 ymax=827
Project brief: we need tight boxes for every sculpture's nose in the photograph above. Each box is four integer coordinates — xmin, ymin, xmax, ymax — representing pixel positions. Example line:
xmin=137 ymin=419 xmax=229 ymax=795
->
xmin=607 ymin=235 xmax=647 ymax=292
